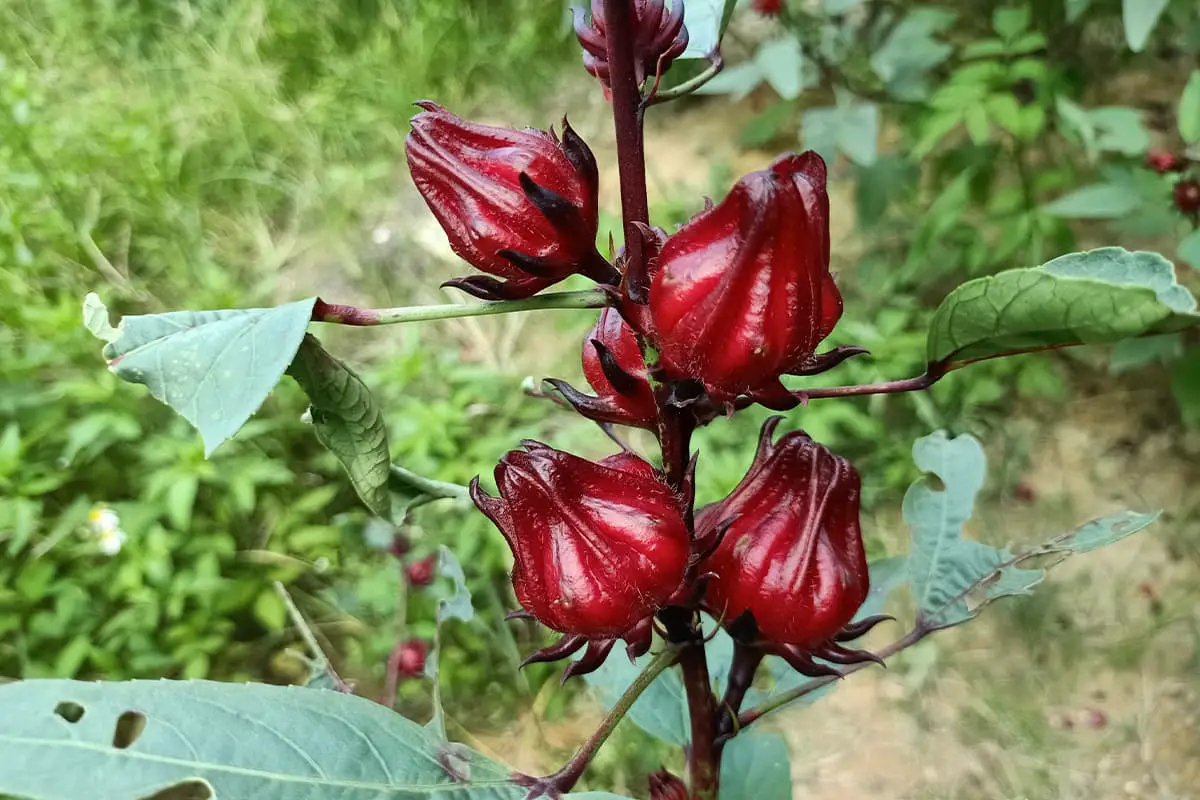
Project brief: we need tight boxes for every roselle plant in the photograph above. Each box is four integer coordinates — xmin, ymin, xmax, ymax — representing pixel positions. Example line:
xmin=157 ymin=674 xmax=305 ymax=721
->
xmin=3 ymin=2 xmax=1200 ymax=799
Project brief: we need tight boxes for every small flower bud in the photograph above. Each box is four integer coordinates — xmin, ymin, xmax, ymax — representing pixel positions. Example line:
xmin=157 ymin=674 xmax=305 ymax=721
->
xmin=700 ymin=419 xmax=870 ymax=673
xmin=548 ymin=307 xmax=658 ymax=429
xmin=649 ymin=152 xmax=843 ymax=406
xmin=406 ymin=102 xmax=613 ymax=299
xmin=574 ymin=0 xmax=689 ymax=95
xmin=405 ymin=555 xmax=437 ymax=588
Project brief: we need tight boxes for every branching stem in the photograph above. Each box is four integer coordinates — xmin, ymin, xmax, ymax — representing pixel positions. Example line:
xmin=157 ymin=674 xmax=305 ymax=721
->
xmin=309 ymin=290 xmax=609 ymax=327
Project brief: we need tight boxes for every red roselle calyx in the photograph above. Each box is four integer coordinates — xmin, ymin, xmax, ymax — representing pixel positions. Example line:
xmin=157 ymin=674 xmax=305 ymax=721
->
xmin=700 ymin=418 xmax=882 ymax=676
xmin=1175 ymin=179 xmax=1200 ymax=214
xmin=647 ymin=770 xmax=689 ymax=800
xmin=1145 ymin=148 xmax=1186 ymax=174
xmin=471 ymin=444 xmax=690 ymax=679
xmin=405 ymin=555 xmax=437 ymax=588
xmin=648 ymin=152 xmax=845 ymax=408
xmin=405 ymin=102 xmax=616 ymax=300
xmin=546 ymin=307 xmax=658 ymax=429
xmin=390 ymin=639 xmax=429 ymax=680
xmin=574 ymin=0 xmax=689 ymax=96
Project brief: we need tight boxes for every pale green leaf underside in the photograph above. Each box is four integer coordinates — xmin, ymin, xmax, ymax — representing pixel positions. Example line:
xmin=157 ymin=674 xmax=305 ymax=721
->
xmin=681 ymin=0 xmax=738 ymax=58
xmin=0 ymin=679 xmax=534 ymax=800
xmin=926 ymin=248 xmax=1200 ymax=364
xmin=719 ymin=731 xmax=790 ymax=800
xmin=584 ymin=656 xmax=689 ymax=746
xmin=288 ymin=335 xmax=391 ymax=517
xmin=103 ymin=298 xmax=317 ymax=456
xmin=904 ymin=431 xmax=1158 ymax=630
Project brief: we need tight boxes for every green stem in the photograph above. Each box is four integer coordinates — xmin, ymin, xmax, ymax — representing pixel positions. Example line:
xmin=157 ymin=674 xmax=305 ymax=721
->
xmin=526 ymin=644 xmax=682 ymax=794
xmin=310 ymin=290 xmax=609 ymax=327
xmin=645 ymin=53 xmax=724 ymax=107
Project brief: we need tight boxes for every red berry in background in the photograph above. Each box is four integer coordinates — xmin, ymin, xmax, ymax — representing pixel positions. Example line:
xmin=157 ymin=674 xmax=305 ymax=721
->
xmin=752 ymin=0 xmax=784 ymax=14
xmin=389 ymin=639 xmax=428 ymax=680
xmin=1174 ymin=179 xmax=1200 ymax=214
xmin=648 ymin=770 xmax=689 ymax=800
xmin=386 ymin=534 xmax=412 ymax=560
xmin=548 ymin=307 xmax=658 ymax=429
xmin=471 ymin=444 xmax=689 ymax=678
xmin=700 ymin=418 xmax=872 ymax=675
xmin=1145 ymin=148 xmax=1185 ymax=174
xmin=574 ymin=0 xmax=689 ymax=96
xmin=406 ymin=102 xmax=614 ymax=300
xmin=648 ymin=152 xmax=843 ymax=407
xmin=405 ymin=555 xmax=437 ymax=588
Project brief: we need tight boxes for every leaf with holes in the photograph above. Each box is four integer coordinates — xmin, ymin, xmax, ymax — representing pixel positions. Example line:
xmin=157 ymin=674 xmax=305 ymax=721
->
xmin=681 ymin=0 xmax=739 ymax=59
xmin=288 ymin=335 xmax=390 ymax=517
xmin=0 ymin=679 xmax=621 ymax=800
xmin=904 ymin=432 xmax=1158 ymax=631
xmin=425 ymin=546 xmax=474 ymax=740
xmin=926 ymin=248 xmax=1200 ymax=365
xmin=101 ymin=298 xmax=317 ymax=456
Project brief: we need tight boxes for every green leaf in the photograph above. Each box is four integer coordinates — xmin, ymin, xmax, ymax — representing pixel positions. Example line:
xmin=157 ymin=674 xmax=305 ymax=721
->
xmin=102 ymin=298 xmax=317 ymax=456
xmin=1088 ymin=106 xmax=1150 ymax=155
xmin=288 ymin=335 xmax=391 ymax=518
xmin=0 ymin=679 xmax=535 ymax=799
xmin=719 ymin=731 xmax=790 ymax=800
xmin=681 ymin=0 xmax=738 ymax=59
xmin=925 ymin=247 xmax=1200 ymax=365
xmin=693 ymin=62 xmax=764 ymax=99
xmin=1180 ymin=71 xmax=1200 ymax=145
xmin=1171 ymin=350 xmax=1200 ymax=428
xmin=755 ymin=38 xmax=806 ymax=100
xmin=81 ymin=293 xmax=119 ymax=343
xmin=1043 ymin=183 xmax=1140 ymax=218
xmin=869 ymin=9 xmax=955 ymax=101
xmin=992 ymin=6 xmax=1030 ymax=40
xmin=1122 ymin=0 xmax=1169 ymax=52
xmin=903 ymin=432 xmax=1158 ymax=630
xmin=425 ymin=546 xmax=473 ymax=740
xmin=1109 ymin=334 xmax=1183 ymax=373
xmin=584 ymin=653 xmax=689 ymax=746
xmin=1179 ymin=228 xmax=1200 ymax=269
xmin=1066 ymin=0 xmax=1093 ymax=23
xmin=801 ymin=99 xmax=879 ymax=167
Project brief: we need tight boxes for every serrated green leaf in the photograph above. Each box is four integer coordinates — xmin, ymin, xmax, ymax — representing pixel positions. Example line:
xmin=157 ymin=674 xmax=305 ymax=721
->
xmin=425 ymin=546 xmax=473 ymax=740
xmin=1122 ymin=0 xmax=1169 ymax=52
xmin=82 ymin=293 xmax=119 ymax=343
xmin=719 ymin=731 xmax=790 ymax=800
xmin=1043 ymin=183 xmax=1139 ymax=218
xmin=0 ymin=679 xmax=532 ymax=799
xmin=584 ymin=654 xmax=689 ymax=746
xmin=1180 ymin=71 xmax=1200 ymax=145
xmin=102 ymin=298 xmax=316 ymax=456
xmin=926 ymin=248 xmax=1200 ymax=365
xmin=904 ymin=433 xmax=1158 ymax=630
xmin=681 ymin=0 xmax=738 ymax=59
xmin=288 ymin=335 xmax=391 ymax=518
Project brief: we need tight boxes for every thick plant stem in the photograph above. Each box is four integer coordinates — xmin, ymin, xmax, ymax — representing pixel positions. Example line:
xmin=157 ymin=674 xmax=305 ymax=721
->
xmin=522 ymin=644 xmax=681 ymax=795
xmin=310 ymin=290 xmax=609 ymax=327
xmin=679 ymin=642 xmax=720 ymax=800
xmin=601 ymin=0 xmax=652 ymax=273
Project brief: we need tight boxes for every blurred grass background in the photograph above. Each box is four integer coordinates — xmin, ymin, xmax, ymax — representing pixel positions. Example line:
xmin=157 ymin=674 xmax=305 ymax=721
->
xmin=2 ymin=0 xmax=1198 ymax=796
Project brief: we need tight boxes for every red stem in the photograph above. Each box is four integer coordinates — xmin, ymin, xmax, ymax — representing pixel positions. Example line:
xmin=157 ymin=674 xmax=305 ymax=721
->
xmin=601 ymin=0 xmax=651 ymax=273
xmin=678 ymin=643 xmax=720 ymax=800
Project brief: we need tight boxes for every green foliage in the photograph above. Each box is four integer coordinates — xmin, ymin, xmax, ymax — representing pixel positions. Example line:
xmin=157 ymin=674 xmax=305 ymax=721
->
xmin=0 ymin=678 xmax=617 ymax=800
xmin=719 ymin=732 xmax=790 ymax=800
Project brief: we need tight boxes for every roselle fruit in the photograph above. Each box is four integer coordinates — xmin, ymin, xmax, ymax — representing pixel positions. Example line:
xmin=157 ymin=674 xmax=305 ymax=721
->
xmin=406 ymin=102 xmax=614 ymax=300
xmin=547 ymin=307 xmax=658 ymax=429
xmin=1146 ymin=148 xmax=1186 ymax=174
xmin=700 ymin=417 xmax=879 ymax=676
xmin=1175 ymin=178 xmax=1200 ymax=214
xmin=404 ymin=555 xmax=437 ymax=588
xmin=471 ymin=443 xmax=689 ymax=678
xmin=574 ymin=0 xmax=689 ymax=95
xmin=648 ymin=152 xmax=843 ymax=406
